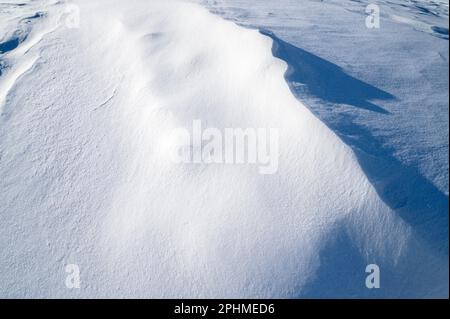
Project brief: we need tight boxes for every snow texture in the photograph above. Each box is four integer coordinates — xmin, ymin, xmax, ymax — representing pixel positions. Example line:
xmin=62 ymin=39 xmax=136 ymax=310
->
xmin=0 ymin=0 xmax=448 ymax=298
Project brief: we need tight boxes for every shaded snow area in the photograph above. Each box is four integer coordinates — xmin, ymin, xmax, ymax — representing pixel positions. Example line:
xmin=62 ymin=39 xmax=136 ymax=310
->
xmin=0 ymin=0 xmax=448 ymax=298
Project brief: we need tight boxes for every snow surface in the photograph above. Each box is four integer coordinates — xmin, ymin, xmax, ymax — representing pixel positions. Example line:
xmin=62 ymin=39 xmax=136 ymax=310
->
xmin=0 ymin=0 xmax=448 ymax=298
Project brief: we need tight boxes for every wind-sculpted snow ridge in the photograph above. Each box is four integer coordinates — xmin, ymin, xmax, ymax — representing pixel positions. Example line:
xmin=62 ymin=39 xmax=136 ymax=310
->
xmin=0 ymin=0 xmax=447 ymax=298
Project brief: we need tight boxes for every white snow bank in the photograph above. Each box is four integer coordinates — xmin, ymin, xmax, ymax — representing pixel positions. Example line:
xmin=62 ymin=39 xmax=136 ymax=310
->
xmin=0 ymin=0 xmax=446 ymax=297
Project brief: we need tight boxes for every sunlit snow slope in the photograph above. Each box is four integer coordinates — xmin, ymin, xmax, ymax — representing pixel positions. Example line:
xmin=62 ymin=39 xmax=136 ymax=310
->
xmin=0 ymin=0 xmax=448 ymax=298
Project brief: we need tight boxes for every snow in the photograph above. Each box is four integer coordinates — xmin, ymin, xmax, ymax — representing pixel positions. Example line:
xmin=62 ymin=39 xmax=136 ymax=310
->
xmin=0 ymin=0 xmax=448 ymax=298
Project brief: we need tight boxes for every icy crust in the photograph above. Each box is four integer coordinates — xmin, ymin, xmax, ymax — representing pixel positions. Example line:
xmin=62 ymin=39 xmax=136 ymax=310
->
xmin=0 ymin=0 xmax=447 ymax=297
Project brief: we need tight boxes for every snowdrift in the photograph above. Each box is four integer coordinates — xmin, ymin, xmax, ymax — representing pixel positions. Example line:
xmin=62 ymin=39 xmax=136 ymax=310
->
xmin=0 ymin=0 xmax=447 ymax=297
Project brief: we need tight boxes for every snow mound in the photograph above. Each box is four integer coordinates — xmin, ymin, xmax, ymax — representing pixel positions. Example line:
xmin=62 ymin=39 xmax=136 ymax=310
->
xmin=0 ymin=0 xmax=447 ymax=297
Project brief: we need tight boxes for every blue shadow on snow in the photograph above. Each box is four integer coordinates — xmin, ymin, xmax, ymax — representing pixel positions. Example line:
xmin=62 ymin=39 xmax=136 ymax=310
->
xmin=260 ymin=29 xmax=449 ymax=258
